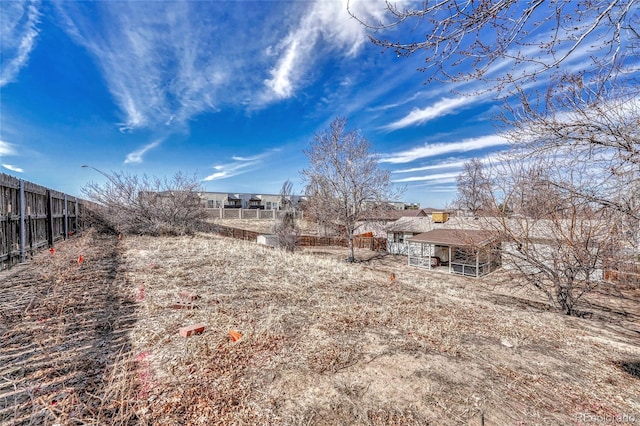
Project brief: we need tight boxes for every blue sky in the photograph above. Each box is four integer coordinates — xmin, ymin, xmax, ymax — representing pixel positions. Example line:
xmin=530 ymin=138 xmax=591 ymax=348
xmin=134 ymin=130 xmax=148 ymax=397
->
xmin=0 ymin=0 xmax=608 ymax=208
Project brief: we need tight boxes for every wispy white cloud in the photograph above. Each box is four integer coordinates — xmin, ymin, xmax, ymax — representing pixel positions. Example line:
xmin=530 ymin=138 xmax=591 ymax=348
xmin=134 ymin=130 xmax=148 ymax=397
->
xmin=392 ymin=159 xmax=468 ymax=174
xmin=2 ymin=164 xmax=24 ymax=173
xmin=380 ymin=134 xmax=509 ymax=164
xmin=0 ymin=140 xmax=17 ymax=156
xmin=202 ymin=163 xmax=253 ymax=182
xmin=231 ymin=150 xmax=281 ymax=162
xmin=392 ymin=152 xmax=504 ymax=174
xmin=262 ymin=0 xmax=411 ymax=102
xmin=203 ymin=150 xmax=277 ymax=182
xmin=392 ymin=172 xmax=459 ymax=183
xmin=0 ymin=0 xmax=41 ymax=87
xmin=54 ymin=2 xmax=259 ymax=131
xmin=366 ymin=91 xmax=425 ymax=112
xmin=53 ymin=0 xmax=410 ymax=131
xmin=124 ymin=139 xmax=162 ymax=164
xmin=0 ymin=141 xmax=23 ymax=172
xmin=376 ymin=24 xmax=608 ymax=133
xmin=382 ymin=97 xmax=472 ymax=131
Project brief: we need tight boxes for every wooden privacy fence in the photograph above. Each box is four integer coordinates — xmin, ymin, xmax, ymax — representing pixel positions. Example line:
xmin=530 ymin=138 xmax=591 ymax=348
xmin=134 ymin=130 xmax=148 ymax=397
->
xmin=205 ymin=222 xmax=387 ymax=251
xmin=296 ymin=235 xmax=387 ymax=251
xmin=604 ymin=261 xmax=640 ymax=286
xmin=204 ymin=223 xmax=261 ymax=241
xmin=0 ymin=173 xmax=88 ymax=270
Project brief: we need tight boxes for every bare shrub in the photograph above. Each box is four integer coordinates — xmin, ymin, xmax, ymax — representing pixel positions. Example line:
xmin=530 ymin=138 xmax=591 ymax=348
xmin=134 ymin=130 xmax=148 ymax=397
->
xmin=82 ymin=171 xmax=206 ymax=236
xmin=273 ymin=179 xmax=298 ymax=252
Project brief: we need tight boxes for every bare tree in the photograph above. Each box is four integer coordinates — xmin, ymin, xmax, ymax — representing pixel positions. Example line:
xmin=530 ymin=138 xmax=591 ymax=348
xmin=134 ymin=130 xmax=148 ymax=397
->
xmin=273 ymin=179 xmax=298 ymax=252
xmin=300 ymin=177 xmax=335 ymax=237
xmin=353 ymin=0 xmax=639 ymax=222
xmin=452 ymin=158 xmax=492 ymax=216
xmin=302 ymin=117 xmax=401 ymax=262
xmin=478 ymin=157 xmax=628 ymax=315
xmin=350 ymin=0 xmax=638 ymax=88
xmin=82 ymin=171 xmax=206 ymax=236
xmin=355 ymin=0 xmax=639 ymax=310
xmin=503 ymin=81 xmax=640 ymax=221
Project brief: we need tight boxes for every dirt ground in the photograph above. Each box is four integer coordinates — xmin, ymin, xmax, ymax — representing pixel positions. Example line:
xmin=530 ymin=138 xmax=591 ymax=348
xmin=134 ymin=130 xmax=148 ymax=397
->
xmin=1 ymin=230 xmax=639 ymax=425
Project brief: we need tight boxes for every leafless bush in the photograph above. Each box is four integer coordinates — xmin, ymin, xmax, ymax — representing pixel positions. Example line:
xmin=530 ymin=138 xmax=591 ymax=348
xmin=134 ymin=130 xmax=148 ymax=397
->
xmin=82 ymin=171 xmax=206 ymax=236
xmin=273 ymin=180 xmax=298 ymax=252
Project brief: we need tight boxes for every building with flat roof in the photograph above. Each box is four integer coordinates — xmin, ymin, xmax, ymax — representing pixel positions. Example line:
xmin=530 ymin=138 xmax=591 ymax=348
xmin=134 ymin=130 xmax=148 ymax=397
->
xmin=198 ymin=191 xmax=306 ymax=210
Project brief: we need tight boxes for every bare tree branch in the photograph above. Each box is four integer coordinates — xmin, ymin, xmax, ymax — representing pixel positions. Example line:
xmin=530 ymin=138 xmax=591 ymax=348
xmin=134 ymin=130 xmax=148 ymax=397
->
xmin=82 ymin=171 xmax=206 ymax=236
xmin=452 ymin=158 xmax=492 ymax=215
xmin=350 ymin=0 xmax=638 ymax=87
xmin=302 ymin=117 xmax=402 ymax=262
xmin=477 ymin=156 xmax=629 ymax=315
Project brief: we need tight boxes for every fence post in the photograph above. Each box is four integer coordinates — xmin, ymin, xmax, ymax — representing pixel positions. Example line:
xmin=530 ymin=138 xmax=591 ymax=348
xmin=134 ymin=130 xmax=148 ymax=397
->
xmin=46 ymin=190 xmax=54 ymax=247
xmin=74 ymin=199 xmax=79 ymax=233
xmin=19 ymin=179 xmax=26 ymax=263
xmin=63 ymin=194 xmax=69 ymax=240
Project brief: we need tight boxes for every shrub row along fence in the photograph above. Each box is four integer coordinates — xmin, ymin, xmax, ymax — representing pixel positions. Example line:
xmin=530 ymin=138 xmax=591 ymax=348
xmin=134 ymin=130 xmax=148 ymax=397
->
xmin=0 ymin=173 xmax=88 ymax=270
xmin=204 ymin=223 xmax=387 ymax=251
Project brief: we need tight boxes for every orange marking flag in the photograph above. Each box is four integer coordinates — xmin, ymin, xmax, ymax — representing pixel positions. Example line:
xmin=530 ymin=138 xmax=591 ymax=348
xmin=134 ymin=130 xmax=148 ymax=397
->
xmin=229 ymin=330 xmax=242 ymax=342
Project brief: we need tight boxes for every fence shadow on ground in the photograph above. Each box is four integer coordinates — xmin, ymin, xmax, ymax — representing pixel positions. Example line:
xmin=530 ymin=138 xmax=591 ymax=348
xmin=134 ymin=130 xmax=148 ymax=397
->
xmin=618 ymin=361 xmax=640 ymax=379
xmin=0 ymin=231 xmax=138 ymax=425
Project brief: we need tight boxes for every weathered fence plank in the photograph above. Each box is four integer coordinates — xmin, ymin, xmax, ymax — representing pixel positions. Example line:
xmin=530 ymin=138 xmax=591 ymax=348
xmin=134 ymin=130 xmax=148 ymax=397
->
xmin=0 ymin=173 xmax=88 ymax=270
xmin=204 ymin=222 xmax=386 ymax=251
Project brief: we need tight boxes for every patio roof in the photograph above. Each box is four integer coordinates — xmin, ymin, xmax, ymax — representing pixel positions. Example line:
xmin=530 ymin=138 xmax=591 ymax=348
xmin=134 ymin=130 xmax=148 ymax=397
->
xmin=385 ymin=217 xmax=435 ymax=233
xmin=408 ymin=229 xmax=498 ymax=247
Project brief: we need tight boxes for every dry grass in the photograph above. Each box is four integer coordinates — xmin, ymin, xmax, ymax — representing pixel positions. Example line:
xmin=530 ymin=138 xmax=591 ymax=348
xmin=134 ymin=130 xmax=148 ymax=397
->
xmin=122 ymin=232 xmax=639 ymax=425
xmin=2 ymin=231 xmax=639 ymax=425
xmin=214 ymin=218 xmax=333 ymax=236
xmin=0 ymin=230 xmax=138 ymax=425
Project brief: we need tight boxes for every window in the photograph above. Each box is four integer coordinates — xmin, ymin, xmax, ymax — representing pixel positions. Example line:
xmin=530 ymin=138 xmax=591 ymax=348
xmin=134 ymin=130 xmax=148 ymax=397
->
xmin=393 ymin=233 xmax=405 ymax=243
xmin=207 ymin=200 xmax=214 ymax=208
xmin=266 ymin=201 xmax=272 ymax=210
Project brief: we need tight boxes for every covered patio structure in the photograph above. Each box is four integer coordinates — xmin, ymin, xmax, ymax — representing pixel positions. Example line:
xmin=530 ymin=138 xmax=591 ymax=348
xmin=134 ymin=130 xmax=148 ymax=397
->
xmin=407 ymin=229 xmax=501 ymax=278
